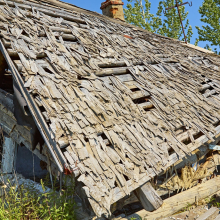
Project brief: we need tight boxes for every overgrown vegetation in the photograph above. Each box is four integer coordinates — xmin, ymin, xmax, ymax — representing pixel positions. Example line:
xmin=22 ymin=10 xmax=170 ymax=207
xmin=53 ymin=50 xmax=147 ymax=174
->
xmin=205 ymin=196 xmax=220 ymax=208
xmin=124 ymin=0 xmax=193 ymax=42
xmin=124 ymin=0 xmax=220 ymax=54
xmin=0 ymin=174 xmax=76 ymax=220
xmin=195 ymin=0 xmax=220 ymax=54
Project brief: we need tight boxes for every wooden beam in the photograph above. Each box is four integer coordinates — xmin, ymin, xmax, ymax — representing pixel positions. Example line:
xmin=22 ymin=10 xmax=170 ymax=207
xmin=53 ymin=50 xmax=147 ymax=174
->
xmin=134 ymin=182 xmax=163 ymax=212
xmin=98 ymin=61 xmax=143 ymax=68
xmin=0 ymin=88 xmax=14 ymax=113
xmin=197 ymin=207 xmax=219 ymax=220
xmin=1 ymin=136 xmax=16 ymax=173
xmin=0 ymin=40 xmax=66 ymax=173
xmin=121 ymin=176 xmax=220 ymax=220
xmin=110 ymin=125 xmax=220 ymax=208
xmin=0 ymin=103 xmax=59 ymax=177
xmin=130 ymin=91 xmax=150 ymax=100
xmin=199 ymin=84 xmax=211 ymax=92
xmin=7 ymin=49 xmax=47 ymax=58
xmin=215 ymin=215 xmax=220 ymax=220
xmin=138 ymin=101 xmax=154 ymax=109
xmin=96 ymin=67 xmax=129 ymax=76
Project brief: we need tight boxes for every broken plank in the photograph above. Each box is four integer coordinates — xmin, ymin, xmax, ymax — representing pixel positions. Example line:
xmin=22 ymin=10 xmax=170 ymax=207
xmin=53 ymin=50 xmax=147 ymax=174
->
xmin=96 ymin=67 xmax=128 ymax=76
xmin=7 ymin=49 xmax=47 ymax=58
xmin=130 ymin=91 xmax=150 ymax=100
xmin=197 ymin=207 xmax=219 ymax=220
xmin=123 ymin=176 xmax=220 ymax=220
xmin=1 ymin=137 xmax=16 ymax=173
xmin=134 ymin=182 xmax=163 ymax=211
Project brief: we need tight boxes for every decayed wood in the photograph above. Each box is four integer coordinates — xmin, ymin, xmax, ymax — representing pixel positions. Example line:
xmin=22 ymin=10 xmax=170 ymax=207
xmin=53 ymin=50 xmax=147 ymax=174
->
xmin=131 ymin=91 xmax=150 ymax=100
xmin=98 ymin=61 xmax=143 ymax=68
xmin=123 ymin=176 xmax=220 ymax=220
xmin=134 ymin=182 xmax=163 ymax=212
xmin=170 ymin=145 xmax=209 ymax=172
xmin=0 ymin=0 xmax=86 ymax=24
xmin=96 ymin=67 xmax=129 ymax=76
xmin=196 ymin=207 xmax=219 ymax=220
xmin=0 ymin=0 xmax=220 ymax=217
xmin=138 ymin=101 xmax=153 ymax=109
xmin=1 ymin=137 xmax=16 ymax=173
xmin=112 ymin=144 xmax=211 ymax=212
xmin=0 ymin=102 xmax=59 ymax=176
xmin=7 ymin=49 xmax=47 ymax=58
xmin=111 ymin=125 xmax=220 ymax=207
xmin=0 ymin=41 xmax=66 ymax=173
xmin=0 ymin=88 xmax=14 ymax=113
xmin=199 ymin=84 xmax=211 ymax=92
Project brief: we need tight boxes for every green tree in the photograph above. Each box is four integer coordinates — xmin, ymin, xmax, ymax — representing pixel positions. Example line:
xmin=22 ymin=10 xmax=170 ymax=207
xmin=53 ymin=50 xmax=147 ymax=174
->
xmin=124 ymin=0 xmax=158 ymax=31
xmin=156 ymin=0 xmax=193 ymax=42
xmin=124 ymin=0 xmax=193 ymax=43
xmin=195 ymin=0 xmax=220 ymax=54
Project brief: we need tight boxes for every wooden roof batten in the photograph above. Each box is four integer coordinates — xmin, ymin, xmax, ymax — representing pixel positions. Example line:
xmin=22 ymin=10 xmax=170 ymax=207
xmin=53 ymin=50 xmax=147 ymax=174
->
xmin=0 ymin=0 xmax=220 ymax=217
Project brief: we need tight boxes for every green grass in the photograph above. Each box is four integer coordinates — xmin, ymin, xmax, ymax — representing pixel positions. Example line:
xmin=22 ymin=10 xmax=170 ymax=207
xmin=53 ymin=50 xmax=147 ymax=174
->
xmin=0 ymin=174 xmax=76 ymax=220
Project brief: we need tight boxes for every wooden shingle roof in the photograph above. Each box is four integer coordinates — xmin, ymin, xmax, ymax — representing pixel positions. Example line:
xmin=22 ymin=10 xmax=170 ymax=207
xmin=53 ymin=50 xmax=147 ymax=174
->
xmin=0 ymin=0 xmax=220 ymax=217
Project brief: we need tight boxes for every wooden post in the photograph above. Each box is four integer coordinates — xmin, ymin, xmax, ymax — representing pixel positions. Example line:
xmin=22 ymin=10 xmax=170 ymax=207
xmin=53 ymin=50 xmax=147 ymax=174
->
xmin=123 ymin=176 xmax=220 ymax=220
xmin=134 ymin=182 xmax=163 ymax=211
xmin=1 ymin=136 xmax=16 ymax=173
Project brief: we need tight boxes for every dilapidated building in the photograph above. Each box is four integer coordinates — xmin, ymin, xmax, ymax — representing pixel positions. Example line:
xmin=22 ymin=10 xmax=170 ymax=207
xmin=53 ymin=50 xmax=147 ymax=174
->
xmin=0 ymin=0 xmax=220 ymax=219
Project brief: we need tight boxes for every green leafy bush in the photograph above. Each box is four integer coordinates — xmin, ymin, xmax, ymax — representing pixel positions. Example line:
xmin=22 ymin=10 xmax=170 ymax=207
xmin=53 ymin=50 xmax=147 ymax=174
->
xmin=0 ymin=175 xmax=76 ymax=220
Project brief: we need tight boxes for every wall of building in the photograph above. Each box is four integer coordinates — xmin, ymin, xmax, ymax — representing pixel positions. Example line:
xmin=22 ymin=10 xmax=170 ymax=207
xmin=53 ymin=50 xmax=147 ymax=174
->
xmin=15 ymin=145 xmax=48 ymax=179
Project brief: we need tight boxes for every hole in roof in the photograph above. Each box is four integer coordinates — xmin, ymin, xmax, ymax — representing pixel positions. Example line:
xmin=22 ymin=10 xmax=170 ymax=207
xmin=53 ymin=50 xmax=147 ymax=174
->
xmin=84 ymin=137 xmax=89 ymax=143
xmin=32 ymin=94 xmax=38 ymax=98
xmin=99 ymin=132 xmax=107 ymax=140
xmin=133 ymin=96 xmax=149 ymax=104
xmin=193 ymin=131 xmax=204 ymax=140
xmin=181 ymin=131 xmax=204 ymax=145
xmin=39 ymin=105 xmax=46 ymax=112
xmin=214 ymin=120 xmax=220 ymax=128
xmin=130 ymin=87 xmax=140 ymax=92
xmin=0 ymin=52 xmax=13 ymax=94
xmin=62 ymin=37 xmax=78 ymax=43
xmin=123 ymin=174 xmax=129 ymax=181
xmin=98 ymin=62 xmax=127 ymax=69
xmin=175 ymin=126 xmax=187 ymax=135
xmin=182 ymin=137 xmax=191 ymax=145
xmin=44 ymin=67 xmax=54 ymax=74
xmin=168 ymin=148 xmax=175 ymax=156
xmin=22 ymin=30 xmax=29 ymax=37
xmin=99 ymin=133 xmax=111 ymax=146
xmin=77 ymin=75 xmax=83 ymax=80
xmin=114 ymin=180 xmax=119 ymax=187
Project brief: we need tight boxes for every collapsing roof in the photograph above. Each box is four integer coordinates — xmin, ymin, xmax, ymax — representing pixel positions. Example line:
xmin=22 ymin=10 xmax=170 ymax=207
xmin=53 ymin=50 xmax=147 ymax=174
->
xmin=0 ymin=0 xmax=220 ymax=217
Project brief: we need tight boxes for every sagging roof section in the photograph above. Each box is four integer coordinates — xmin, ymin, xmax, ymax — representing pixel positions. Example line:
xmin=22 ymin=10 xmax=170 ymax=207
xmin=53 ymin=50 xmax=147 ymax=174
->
xmin=0 ymin=0 xmax=220 ymax=217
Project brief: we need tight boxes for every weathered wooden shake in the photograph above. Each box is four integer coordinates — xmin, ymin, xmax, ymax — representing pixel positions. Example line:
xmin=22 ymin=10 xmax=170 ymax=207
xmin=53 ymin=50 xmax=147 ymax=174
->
xmin=0 ymin=0 xmax=219 ymax=219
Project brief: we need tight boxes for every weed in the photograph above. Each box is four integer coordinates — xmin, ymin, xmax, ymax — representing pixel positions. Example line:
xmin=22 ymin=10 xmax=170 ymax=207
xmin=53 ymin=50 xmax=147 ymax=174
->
xmin=130 ymin=216 xmax=142 ymax=220
xmin=0 ymin=173 xmax=76 ymax=220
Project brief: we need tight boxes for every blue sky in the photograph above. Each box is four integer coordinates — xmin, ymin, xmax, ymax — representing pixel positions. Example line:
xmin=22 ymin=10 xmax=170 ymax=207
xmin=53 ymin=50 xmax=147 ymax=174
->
xmin=64 ymin=0 xmax=212 ymax=49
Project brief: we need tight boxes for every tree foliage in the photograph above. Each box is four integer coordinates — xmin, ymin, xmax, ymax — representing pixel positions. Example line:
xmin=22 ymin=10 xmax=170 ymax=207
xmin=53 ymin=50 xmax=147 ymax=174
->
xmin=124 ymin=0 xmax=193 ymax=42
xmin=195 ymin=0 xmax=220 ymax=54
xmin=124 ymin=0 xmax=156 ymax=31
